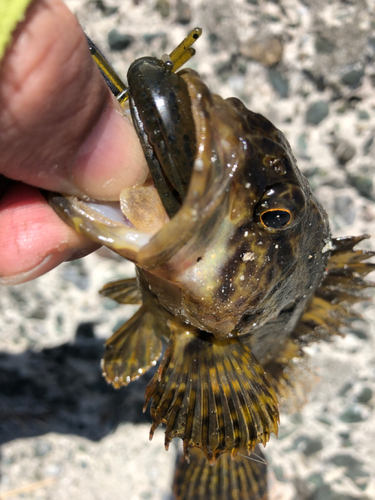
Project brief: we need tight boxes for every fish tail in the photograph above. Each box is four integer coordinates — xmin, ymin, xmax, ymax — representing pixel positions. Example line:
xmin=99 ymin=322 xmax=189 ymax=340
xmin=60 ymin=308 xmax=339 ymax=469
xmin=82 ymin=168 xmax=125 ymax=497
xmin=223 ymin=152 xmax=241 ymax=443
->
xmin=173 ymin=447 xmax=268 ymax=500
xmin=144 ymin=321 xmax=279 ymax=463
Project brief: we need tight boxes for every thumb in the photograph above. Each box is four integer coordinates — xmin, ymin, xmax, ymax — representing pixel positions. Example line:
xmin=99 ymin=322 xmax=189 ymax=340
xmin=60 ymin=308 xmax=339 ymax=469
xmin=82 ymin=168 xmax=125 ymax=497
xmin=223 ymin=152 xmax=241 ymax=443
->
xmin=0 ymin=0 xmax=148 ymax=198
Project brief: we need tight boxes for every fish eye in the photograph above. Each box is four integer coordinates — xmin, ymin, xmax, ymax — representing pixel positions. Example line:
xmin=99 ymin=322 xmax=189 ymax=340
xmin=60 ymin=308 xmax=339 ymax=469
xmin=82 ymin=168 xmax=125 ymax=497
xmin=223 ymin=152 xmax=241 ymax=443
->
xmin=254 ymin=183 xmax=305 ymax=232
xmin=260 ymin=209 xmax=291 ymax=229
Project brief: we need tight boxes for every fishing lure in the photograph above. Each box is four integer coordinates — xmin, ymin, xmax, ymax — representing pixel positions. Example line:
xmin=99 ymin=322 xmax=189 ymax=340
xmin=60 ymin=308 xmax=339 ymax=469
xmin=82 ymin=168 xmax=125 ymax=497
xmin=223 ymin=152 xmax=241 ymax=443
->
xmin=49 ymin=29 xmax=374 ymax=499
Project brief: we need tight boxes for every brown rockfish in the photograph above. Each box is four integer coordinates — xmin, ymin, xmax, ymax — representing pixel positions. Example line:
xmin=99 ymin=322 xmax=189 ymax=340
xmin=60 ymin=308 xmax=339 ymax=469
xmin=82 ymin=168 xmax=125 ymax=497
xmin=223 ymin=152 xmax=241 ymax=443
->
xmin=49 ymin=29 xmax=374 ymax=500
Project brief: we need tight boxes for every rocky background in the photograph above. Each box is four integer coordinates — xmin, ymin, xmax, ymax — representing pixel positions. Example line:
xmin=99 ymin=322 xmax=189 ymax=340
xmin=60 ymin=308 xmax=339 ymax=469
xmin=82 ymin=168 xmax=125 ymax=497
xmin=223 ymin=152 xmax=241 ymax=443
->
xmin=1 ymin=0 xmax=375 ymax=499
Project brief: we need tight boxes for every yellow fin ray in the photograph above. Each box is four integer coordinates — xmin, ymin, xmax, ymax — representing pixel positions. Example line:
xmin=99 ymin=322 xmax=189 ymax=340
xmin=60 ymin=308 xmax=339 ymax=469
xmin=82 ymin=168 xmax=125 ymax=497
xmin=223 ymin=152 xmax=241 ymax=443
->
xmin=102 ymin=305 xmax=162 ymax=388
xmin=295 ymin=235 xmax=374 ymax=343
xmin=144 ymin=325 xmax=279 ymax=463
xmin=99 ymin=277 xmax=142 ymax=304
xmin=173 ymin=447 xmax=268 ymax=500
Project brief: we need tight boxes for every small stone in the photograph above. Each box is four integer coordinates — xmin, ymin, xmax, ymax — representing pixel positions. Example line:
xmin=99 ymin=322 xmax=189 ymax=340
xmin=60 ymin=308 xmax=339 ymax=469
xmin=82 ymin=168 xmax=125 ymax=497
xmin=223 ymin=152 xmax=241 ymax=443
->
xmin=347 ymin=174 xmax=374 ymax=200
xmin=93 ymin=0 xmax=118 ymax=16
xmin=339 ymin=431 xmax=350 ymax=440
xmin=355 ymin=386 xmax=373 ymax=405
xmin=308 ymin=473 xmax=324 ymax=487
xmin=175 ymin=0 xmax=191 ymax=24
xmin=303 ymin=166 xmax=322 ymax=179
xmin=333 ymin=140 xmax=356 ymax=165
xmin=368 ymin=37 xmax=375 ymax=53
xmin=303 ymin=69 xmax=326 ymax=91
xmin=341 ymin=67 xmax=365 ymax=88
xmin=315 ymin=34 xmax=335 ymax=54
xmin=339 ymin=430 xmax=352 ymax=446
xmin=310 ymin=484 xmax=333 ymax=500
xmin=333 ymin=196 xmax=356 ymax=226
xmin=240 ymin=35 xmax=283 ymax=67
xmin=335 ymin=102 xmax=349 ymax=115
xmin=297 ymin=133 xmax=308 ymax=152
xmin=34 ymin=439 xmax=52 ymax=457
xmin=345 ymin=466 xmax=370 ymax=490
xmin=340 ymin=406 xmax=365 ymax=423
xmin=215 ymin=59 xmax=236 ymax=81
xmin=316 ymin=415 xmax=331 ymax=426
xmin=305 ymin=101 xmax=329 ymax=125
xmin=350 ymin=327 xmax=368 ymax=340
xmin=108 ymin=30 xmax=135 ymax=51
xmin=363 ymin=135 xmax=373 ymax=156
xmin=267 ymin=68 xmax=289 ymax=98
xmin=208 ymin=32 xmax=219 ymax=53
xmin=330 ymin=453 xmax=360 ymax=468
xmin=272 ymin=465 xmax=284 ymax=481
xmin=302 ymin=437 xmax=323 ymax=456
xmin=156 ymin=0 xmax=169 ymax=18
xmin=357 ymin=110 xmax=370 ymax=120
xmin=290 ymin=412 xmax=303 ymax=425
xmin=29 ymin=305 xmax=47 ymax=320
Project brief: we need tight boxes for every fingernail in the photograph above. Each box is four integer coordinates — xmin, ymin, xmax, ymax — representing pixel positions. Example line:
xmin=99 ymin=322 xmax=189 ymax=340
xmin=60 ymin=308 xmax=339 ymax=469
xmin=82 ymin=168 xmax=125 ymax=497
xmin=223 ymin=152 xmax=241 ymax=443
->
xmin=0 ymin=249 xmax=75 ymax=285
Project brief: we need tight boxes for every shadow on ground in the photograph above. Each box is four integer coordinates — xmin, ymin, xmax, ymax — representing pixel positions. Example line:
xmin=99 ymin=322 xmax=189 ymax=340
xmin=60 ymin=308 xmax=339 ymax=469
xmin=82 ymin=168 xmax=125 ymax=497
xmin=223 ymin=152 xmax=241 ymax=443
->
xmin=0 ymin=323 xmax=155 ymax=445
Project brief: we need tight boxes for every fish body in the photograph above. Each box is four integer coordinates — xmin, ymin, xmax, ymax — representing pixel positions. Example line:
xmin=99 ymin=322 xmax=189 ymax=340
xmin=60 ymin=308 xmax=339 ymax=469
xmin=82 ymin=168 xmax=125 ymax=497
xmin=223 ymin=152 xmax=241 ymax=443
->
xmin=49 ymin=29 xmax=374 ymax=500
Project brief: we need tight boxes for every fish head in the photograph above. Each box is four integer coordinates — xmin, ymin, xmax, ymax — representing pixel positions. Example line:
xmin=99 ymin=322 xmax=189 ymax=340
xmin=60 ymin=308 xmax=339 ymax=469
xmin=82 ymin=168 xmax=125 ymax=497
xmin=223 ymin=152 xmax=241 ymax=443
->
xmin=139 ymin=69 xmax=331 ymax=338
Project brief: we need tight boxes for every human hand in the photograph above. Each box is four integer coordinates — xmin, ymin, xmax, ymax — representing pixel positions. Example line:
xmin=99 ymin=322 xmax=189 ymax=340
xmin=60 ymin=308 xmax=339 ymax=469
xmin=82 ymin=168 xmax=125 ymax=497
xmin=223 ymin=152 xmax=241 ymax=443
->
xmin=0 ymin=0 xmax=148 ymax=285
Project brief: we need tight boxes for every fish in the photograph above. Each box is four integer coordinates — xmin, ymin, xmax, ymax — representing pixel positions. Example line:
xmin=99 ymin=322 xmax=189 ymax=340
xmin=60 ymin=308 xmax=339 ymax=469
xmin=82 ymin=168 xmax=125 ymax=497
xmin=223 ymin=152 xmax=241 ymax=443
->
xmin=49 ymin=28 xmax=375 ymax=500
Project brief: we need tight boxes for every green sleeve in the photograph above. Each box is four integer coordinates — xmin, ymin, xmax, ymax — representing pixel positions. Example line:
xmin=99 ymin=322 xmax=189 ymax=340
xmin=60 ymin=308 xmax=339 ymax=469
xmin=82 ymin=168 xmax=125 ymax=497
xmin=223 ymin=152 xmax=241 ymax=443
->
xmin=0 ymin=0 xmax=34 ymax=61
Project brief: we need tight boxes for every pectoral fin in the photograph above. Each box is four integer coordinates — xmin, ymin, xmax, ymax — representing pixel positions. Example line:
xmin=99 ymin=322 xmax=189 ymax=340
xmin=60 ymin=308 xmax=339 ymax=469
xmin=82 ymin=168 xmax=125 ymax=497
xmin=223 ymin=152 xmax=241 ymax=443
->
xmin=102 ymin=305 xmax=163 ymax=388
xmin=144 ymin=323 xmax=279 ymax=463
xmin=100 ymin=277 xmax=142 ymax=304
xmin=173 ymin=447 xmax=268 ymax=500
xmin=295 ymin=235 xmax=375 ymax=341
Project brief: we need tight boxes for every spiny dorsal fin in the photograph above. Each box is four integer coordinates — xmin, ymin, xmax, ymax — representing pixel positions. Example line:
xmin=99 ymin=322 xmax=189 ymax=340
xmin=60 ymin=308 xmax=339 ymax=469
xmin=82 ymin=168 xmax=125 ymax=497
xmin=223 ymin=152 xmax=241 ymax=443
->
xmin=173 ymin=447 xmax=268 ymax=500
xmin=144 ymin=321 xmax=279 ymax=464
xmin=102 ymin=304 xmax=162 ymax=388
xmin=99 ymin=277 xmax=142 ymax=304
xmin=294 ymin=235 xmax=375 ymax=343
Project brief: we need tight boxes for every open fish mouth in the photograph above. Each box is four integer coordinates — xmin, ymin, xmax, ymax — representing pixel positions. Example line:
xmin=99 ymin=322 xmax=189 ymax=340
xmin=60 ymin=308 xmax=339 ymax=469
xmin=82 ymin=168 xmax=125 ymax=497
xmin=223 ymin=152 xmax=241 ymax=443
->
xmin=49 ymin=68 xmax=250 ymax=270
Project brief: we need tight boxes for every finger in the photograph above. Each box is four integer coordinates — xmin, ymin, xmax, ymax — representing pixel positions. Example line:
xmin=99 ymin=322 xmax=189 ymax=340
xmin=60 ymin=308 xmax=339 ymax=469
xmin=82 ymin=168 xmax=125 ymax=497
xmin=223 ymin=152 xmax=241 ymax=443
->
xmin=0 ymin=183 xmax=99 ymax=284
xmin=0 ymin=0 xmax=148 ymax=201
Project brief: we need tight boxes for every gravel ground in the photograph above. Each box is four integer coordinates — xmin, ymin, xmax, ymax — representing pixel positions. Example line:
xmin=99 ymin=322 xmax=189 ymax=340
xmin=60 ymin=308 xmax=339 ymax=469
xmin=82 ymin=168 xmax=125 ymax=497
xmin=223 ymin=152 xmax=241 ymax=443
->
xmin=1 ymin=0 xmax=375 ymax=499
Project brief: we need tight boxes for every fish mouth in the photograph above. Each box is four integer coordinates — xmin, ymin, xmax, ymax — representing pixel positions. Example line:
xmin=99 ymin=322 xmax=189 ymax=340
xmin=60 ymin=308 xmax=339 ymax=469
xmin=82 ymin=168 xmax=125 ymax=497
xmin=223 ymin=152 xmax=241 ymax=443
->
xmin=49 ymin=69 xmax=250 ymax=270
